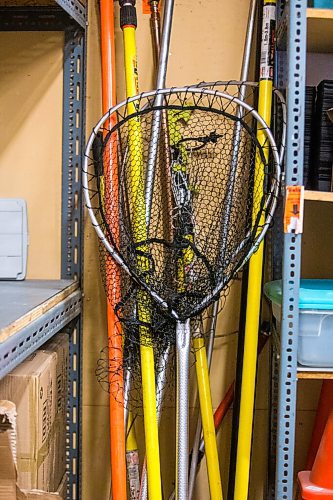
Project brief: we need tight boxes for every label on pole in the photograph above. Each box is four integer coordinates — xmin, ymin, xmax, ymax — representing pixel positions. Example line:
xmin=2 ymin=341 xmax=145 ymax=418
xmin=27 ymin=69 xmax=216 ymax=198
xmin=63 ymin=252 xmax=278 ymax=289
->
xmin=284 ymin=185 xmax=304 ymax=234
xmin=133 ymin=57 xmax=139 ymax=94
xmin=260 ymin=4 xmax=276 ymax=81
xmin=126 ymin=450 xmax=140 ymax=498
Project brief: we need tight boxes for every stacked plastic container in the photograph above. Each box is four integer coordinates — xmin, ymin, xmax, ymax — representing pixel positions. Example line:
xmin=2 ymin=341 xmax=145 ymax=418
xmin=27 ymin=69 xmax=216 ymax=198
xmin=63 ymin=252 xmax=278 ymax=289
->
xmin=264 ymin=279 xmax=333 ymax=367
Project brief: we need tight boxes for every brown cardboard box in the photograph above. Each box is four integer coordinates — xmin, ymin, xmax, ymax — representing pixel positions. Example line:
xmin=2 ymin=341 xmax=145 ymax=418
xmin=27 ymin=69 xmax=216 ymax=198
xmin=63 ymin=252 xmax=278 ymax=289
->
xmin=42 ymin=333 xmax=69 ymax=491
xmin=0 ymin=429 xmax=16 ymax=500
xmin=18 ymin=475 xmax=67 ymax=500
xmin=0 ymin=400 xmax=66 ymax=500
xmin=0 ymin=400 xmax=17 ymax=500
xmin=0 ymin=351 xmax=57 ymax=491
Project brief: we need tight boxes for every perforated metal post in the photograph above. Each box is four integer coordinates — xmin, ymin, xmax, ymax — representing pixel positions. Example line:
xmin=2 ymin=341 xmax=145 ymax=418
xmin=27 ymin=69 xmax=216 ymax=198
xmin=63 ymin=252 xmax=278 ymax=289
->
xmin=62 ymin=28 xmax=85 ymax=500
xmin=267 ymin=332 xmax=280 ymax=499
xmin=62 ymin=28 xmax=85 ymax=283
xmin=275 ymin=1 xmax=306 ymax=498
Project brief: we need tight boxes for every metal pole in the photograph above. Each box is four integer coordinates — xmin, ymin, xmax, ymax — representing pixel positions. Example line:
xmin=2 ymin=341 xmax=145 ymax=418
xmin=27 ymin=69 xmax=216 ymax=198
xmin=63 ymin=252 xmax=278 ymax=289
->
xmin=219 ymin=0 xmax=257 ymax=263
xmin=176 ymin=319 xmax=191 ymax=500
xmin=145 ymin=0 xmax=175 ymax=225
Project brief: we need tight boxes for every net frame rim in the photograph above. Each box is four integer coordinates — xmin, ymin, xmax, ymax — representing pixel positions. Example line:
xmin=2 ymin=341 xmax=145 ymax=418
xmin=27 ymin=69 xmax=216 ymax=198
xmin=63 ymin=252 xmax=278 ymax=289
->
xmin=83 ymin=85 xmax=281 ymax=321
xmin=193 ymin=80 xmax=286 ymax=164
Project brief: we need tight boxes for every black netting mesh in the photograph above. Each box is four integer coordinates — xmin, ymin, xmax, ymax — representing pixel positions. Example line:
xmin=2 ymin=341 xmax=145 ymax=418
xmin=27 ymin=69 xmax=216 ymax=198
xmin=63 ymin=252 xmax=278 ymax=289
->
xmin=95 ymin=286 xmax=232 ymax=412
xmin=84 ymin=85 xmax=280 ymax=407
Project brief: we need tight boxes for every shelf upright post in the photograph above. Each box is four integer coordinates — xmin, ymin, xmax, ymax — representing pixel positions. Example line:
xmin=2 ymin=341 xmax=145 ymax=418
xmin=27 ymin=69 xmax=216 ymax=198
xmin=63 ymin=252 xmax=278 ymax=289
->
xmin=61 ymin=26 xmax=85 ymax=500
xmin=275 ymin=0 xmax=307 ymax=498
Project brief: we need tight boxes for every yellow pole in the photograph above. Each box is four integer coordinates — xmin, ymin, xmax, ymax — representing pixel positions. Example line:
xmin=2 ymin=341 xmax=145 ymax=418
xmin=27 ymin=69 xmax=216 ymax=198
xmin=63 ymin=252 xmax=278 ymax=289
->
xmin=194 ymin=336 xmax=223 ymax=500
xmin=233 ymin=2 xmax=276 ymax=499
xmin=121 ymin=11 xmax=162 ymax=500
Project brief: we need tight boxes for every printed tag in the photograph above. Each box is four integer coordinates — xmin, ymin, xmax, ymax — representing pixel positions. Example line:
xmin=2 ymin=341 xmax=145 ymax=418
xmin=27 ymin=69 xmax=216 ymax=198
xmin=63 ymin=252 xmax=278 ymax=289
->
xmin=284 ymin=185 xmax=304 ymax=234
xmin=133 ymin=57 xmax=139 ymax=94
xmin=260 ymin=5 xmax=276 ymax=81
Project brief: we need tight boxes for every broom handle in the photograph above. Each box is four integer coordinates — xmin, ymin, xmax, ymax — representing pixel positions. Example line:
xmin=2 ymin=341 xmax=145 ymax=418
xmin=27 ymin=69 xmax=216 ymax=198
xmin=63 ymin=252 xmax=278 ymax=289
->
xmin=100 ymin=0 xmax=127 ymax=497
xmin=119 ymin=2 xmax=163 ymax=499
xmin=233 ymin=2 xmax=276 ymax=499
xmin=139 ymin=2 xmax=175 ymax=498
xmin=188 ymin=300 xmax=219 ymax=498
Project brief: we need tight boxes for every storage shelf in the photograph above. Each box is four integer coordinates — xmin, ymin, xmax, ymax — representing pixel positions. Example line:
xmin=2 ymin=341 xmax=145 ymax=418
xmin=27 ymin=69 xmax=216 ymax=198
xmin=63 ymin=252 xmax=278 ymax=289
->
xmin=307 ymin=8 xmax=333 ymax=53
xmin=277 ymin=8 xmax=333 ymax=52
xmin=297 ymin=364 xmax=333 ymax=379
xmin=304 ymin=190 xmax=333 ymax=201
xmin=0 ymin=280 xmax=81 ymax=379
xmin=0 ymin=1 xmax=86 ymax=29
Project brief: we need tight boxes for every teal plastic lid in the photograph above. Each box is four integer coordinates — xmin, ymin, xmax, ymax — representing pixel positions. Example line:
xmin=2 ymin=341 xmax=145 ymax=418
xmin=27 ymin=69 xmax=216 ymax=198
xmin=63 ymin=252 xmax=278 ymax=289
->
xmin=264 ymin=279 xmax=333 ymax=310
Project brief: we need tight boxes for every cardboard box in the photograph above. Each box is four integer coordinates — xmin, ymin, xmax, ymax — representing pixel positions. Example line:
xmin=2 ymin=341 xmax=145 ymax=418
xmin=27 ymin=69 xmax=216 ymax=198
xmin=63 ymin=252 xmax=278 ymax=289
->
xmin=0 ymin=351 xmax=57 ymax=491
xmin=0 ymin=400 xmax=66 ymax=500
xmin=18 ymin=475 xmax=67 ymax=500
xmin=0 ymin=400 xmax=17 ymax=500
xmin=42 ymin=333 xmax=69 ymax=491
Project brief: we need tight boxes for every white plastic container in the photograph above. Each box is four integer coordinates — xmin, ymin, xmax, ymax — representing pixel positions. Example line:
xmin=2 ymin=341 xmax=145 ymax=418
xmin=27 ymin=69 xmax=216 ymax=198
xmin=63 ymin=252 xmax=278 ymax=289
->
xmin=271 ymin=302 xmax=333 ymax=367
xmin=265 ymin=280 xmax=333 ymax=367
xmin=0 ymin=199 xmax=28 ymax=280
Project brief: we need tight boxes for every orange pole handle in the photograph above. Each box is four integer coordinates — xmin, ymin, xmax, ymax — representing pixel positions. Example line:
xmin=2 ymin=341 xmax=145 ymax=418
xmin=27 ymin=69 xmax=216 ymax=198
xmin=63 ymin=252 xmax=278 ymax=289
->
xmin=100 ymin=0 xmax=127 ymax=498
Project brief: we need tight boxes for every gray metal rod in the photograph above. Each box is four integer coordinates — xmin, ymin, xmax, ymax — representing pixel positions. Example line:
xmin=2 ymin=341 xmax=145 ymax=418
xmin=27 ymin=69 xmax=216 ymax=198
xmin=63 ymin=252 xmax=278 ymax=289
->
xmin=188 ymin=413 xmax=202 ymax=500
xmin=240 ymin=0 xmax=257 ymax=83
xmin=145 ymin=0 xmax=175 ymax=225
xmin=176 ymin=319 xmax=191 ymax=500
xmin=187 ymin=2 xmax=257 ymax=496
xmin=219 ymin=0 xmax=257 ymax=263
xmin=124 ymin=365 xmax=131 ymax=432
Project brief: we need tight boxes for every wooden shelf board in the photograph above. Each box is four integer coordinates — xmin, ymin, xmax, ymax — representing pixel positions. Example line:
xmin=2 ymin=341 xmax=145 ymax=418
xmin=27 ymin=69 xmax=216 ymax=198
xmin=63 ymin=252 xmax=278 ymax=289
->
xmin=304 ymin=190 xmax=333 ymax=202
xmin=298 ymin=371 xmax=333 ymax=379
xmin=0 ymin=279 xmax=79 ymax=342
xmin=307 ymin=8 xmax=333 ymax=52
xmin=297 ymin=365 xmax=333 ymax=379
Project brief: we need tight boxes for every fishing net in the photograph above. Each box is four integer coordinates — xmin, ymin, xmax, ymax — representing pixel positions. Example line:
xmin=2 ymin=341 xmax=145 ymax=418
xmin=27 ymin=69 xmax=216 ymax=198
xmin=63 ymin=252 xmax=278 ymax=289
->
xmin=84 ymin=84 xmax=282 ymax=411
xmin=85 ymin=86 xmax=279 ymax=316
xmin=83 ymin=85 xmax=281 ymax=497
xmin=95 ymin=285 xmax=233 ymax=412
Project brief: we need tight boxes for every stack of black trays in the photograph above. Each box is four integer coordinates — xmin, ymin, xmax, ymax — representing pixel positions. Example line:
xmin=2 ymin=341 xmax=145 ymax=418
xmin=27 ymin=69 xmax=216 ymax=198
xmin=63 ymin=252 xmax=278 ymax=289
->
xmin=311 ymin=80 xmax=333 ymax=191
xmin=304 ymin=86 xmax=316 ymax=189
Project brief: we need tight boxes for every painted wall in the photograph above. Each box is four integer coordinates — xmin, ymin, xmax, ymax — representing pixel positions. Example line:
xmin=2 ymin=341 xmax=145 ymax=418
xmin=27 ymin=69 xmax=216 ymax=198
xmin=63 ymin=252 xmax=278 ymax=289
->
xmin=0 ymin=31 xmax=63 ymax=279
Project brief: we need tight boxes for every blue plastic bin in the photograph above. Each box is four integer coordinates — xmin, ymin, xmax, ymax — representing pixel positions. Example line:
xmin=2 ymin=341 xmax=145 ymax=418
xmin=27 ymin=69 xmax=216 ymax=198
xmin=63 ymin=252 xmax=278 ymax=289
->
xmin=264 ymin=280 xmax=333 ymax=367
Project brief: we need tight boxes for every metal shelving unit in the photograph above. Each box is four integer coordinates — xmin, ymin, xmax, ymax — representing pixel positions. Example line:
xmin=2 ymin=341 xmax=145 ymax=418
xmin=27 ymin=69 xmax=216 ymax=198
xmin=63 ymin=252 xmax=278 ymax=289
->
xmin=276 ymin=2 xmax=306 ymax=497
xmin=273 ymin=1 xmax=333 ymax=498
xmin=0 ymin=3 xmax=86 ymax=498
